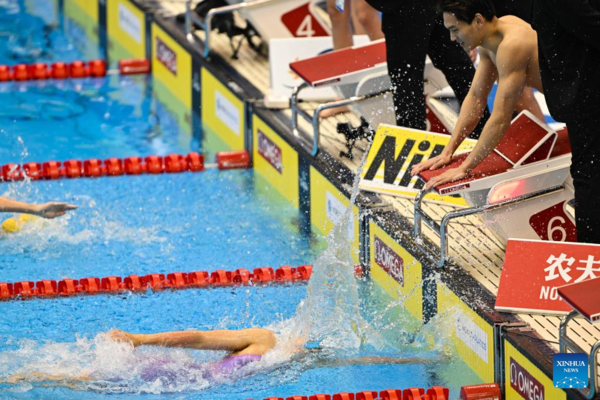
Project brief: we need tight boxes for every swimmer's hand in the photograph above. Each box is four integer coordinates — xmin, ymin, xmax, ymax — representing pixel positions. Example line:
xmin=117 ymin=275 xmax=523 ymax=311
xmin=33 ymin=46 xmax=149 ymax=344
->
xmin=410 ymin=152 xmax=453 ymax=177
xmin=33 ymin=202 xmax=77 ymax=219
xmin=424 ymin=165 xmax=469 ymax=190
xmin=109 ymin=329 xmax=142 ymax=347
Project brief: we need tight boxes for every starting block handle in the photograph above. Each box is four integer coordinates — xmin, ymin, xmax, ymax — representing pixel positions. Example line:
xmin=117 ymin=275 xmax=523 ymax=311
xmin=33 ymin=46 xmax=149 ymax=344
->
xmin=291 ymin=82 xmax=389 ymax=157
xmin=414 ymin=185 xmax=565 ymax=267
xmin=185 ymin=0 xmax=279 ymax=58
xmin=291 ymin=82 xmax=320 ymax=156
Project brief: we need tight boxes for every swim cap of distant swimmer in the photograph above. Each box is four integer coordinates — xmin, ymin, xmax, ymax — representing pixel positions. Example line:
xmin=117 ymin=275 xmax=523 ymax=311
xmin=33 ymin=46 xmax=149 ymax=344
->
xmin=2 ymin=214 xmax=37 ymax=233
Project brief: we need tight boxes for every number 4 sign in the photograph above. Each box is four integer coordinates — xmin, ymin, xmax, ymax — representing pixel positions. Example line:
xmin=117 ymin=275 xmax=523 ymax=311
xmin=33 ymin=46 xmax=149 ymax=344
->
xmin=281 ymin=3 xmax=329 ymax=37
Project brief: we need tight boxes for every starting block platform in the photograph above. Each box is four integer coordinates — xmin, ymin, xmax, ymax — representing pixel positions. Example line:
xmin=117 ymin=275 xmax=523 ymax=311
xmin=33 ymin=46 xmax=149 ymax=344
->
xmin=559 ymin=278 xmax=600 ymax=324
xmin=289 ymin=39 xmax=387 ymax=88
xmin=415 ymin=111 xmax=575 ymax=262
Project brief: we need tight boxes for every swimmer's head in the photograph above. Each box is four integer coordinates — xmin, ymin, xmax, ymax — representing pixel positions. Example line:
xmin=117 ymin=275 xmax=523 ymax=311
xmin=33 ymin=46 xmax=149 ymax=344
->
xmin=439 ymin=0 xmax=497 ymax=52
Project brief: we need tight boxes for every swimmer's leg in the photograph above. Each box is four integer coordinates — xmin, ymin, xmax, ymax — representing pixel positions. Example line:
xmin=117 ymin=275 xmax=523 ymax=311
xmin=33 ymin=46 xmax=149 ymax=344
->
xmin=111 ymin=328 xmax=276 ymax=355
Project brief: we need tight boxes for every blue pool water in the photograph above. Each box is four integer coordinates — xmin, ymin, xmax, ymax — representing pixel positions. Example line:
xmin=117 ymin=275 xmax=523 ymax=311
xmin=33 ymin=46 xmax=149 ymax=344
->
xmin=0 ymin=1 xmax=483 ymax=398
xmin=0 ymin=171 xmax=324 ymax=282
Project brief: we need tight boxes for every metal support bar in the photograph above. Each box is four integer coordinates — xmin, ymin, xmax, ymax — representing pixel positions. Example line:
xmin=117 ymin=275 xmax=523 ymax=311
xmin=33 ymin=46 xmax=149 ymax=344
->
xmin=560 ymin=311 xmax=600 ymax=398
xmin=494 ymin=322 xmax=531 ymax=393
xmin=290 ymin=83 xmax=390 ymax=156
xmin=184 ymin=0 xmax=280 ymax=58
xmin=414 ymin=185 xmax=565 ymax=267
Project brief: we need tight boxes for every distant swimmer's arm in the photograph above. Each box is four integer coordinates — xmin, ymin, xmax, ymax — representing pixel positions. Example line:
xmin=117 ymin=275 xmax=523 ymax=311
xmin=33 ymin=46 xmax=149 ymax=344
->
xmin=411 ymin=50 xmax=496 ymax=177
xmin=0 ymin=197 xmax=77 ymax=219
xmin=423 ymin=44 xmax=527 ymax=189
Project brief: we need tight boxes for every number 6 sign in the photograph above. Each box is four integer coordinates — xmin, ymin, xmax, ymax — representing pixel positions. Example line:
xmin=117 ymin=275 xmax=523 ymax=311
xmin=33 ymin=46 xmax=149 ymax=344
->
xmin=529 ymin=201 xmax=577 ymax=242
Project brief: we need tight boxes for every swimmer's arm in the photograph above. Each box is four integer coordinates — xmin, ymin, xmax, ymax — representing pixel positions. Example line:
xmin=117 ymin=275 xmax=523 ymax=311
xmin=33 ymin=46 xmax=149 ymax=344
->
xmin=457 ymin=44 xmax=528 ymax=172
xmin=447 ymin=49 xmax=497 ymax=157
xmin=0 ymin=197 xmax=77 ymax=219
xmin=111 ymin=328 xmax=275 ymax=355
xmin=422 ymin=45 xmax=527 ymax=189
xmin=411 ymin=50 xmax=495 ymax=177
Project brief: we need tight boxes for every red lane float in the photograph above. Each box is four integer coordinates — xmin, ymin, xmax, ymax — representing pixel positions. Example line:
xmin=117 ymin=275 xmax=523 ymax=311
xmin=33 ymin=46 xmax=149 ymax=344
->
xmin=51 ymin=62 xmax=68 ymax=79
xmin=403 ymin=388 xmax=425 ymax=400
xmin=23 ymin=162 xmax=42 ymax=180
xmin=119 ymin=59 xmax=150 ymax=75
xmin=247 ymin=388 xmax=449 ymax=400
xmin=1 ymin=151 xmax=248 ymax=183
xmin=30 ymin=63 xmax=48 ymax=80
xmin=36 ymin=280 xmax=58 ymax=296
xmin=124 ymin=156 xmax=143 ymax=175
xmin=428 ymin=387 xmax=450 ymax=400
xmin=460 ymin=383 xmax=501 ymax=400
xmin=88 ymin=59 xmax=107 ymax=77
xmin=83 ymin=159 xmax=103 ymax=178
xmin=356 ymin=392 xmax=377 ymax=400
xmin=0 ymin=59 xmax=148 ymax=83
xmin=188 ymin=271 xmax=210 ymax=287
xmin=216 ymin=150 xmax=251 ymax=170
xmin=379 ymin=389 xmax=402 ymax=400
xmin=333 ymin=393 xmax=354 ymax=400
xmin=58 ymin=279 xmax=79 ymax=296
xmin=124 ymin=275 xmax=143 ymax=291
xmin=144 ymin=155 xmax=163 ymax=174
xmin=2 ymin=163 xmax=21 ymax=181
xmin=0 ymin=265 xmax=312 ymax=301
xmin=42 ymin=161 xmax=61 ymax=180
xmin=0 ymin=65 xmax=12 ymax=81
xmin=13 ymin=64 xmax=29 ymax=81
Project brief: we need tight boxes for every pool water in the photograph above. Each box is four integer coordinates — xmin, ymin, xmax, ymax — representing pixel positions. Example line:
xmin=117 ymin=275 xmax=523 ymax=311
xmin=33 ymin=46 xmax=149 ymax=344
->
xmin=0 ymin=1 xmax=484 ymax=398
xmin=0 ymin=171 xmax=324 ymax=282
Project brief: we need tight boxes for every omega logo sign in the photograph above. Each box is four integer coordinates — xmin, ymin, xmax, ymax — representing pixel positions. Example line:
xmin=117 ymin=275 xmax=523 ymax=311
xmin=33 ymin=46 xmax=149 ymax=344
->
xmin=257 ymin=130 xmax=282 ymax=173
xmin=374 ymin=236 xmax=403 ymax=286
xmin=156 ymin=37 xmax=177 ymax=76
xmin=510 ymin=357 xmax=545 ymax=400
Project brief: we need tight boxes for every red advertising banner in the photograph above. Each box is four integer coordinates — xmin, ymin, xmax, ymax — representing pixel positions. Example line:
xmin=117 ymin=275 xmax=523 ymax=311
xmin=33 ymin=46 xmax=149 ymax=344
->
xmin=496 ymin=239 xmax=600 ymax=314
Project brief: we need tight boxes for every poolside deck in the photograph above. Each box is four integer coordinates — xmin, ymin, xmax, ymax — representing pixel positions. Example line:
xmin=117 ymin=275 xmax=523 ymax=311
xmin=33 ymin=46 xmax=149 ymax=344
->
xmin=151 ymin=0 xmax=600 ymax=394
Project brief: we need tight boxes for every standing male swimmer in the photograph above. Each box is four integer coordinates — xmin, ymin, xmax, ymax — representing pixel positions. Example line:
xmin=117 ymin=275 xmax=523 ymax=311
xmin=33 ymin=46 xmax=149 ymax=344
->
xmin=411 ymin=0 xmax=544 ymax=187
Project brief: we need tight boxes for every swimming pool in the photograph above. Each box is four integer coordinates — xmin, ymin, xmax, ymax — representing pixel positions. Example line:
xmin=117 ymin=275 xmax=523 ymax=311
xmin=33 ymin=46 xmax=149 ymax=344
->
xmin=0 ymin=1 xmax=484 ymax=398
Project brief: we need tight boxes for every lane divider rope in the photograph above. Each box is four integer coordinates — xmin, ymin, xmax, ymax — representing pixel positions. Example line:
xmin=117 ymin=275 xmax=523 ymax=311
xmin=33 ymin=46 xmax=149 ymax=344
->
xmin=0 ymin=59 xmax=150 ymax=82
xmin=247 ymin=386 xmax=450 ymax=400
xmin=0 ymin=265 xmax=312 ymax=301
xmin=0 ymin=150 xmax=251 ymax=182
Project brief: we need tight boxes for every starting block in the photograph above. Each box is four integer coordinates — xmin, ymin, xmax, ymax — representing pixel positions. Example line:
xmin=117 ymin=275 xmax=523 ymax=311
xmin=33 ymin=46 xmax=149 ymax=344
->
xmin=414 ymin=110 xmax=574 ymax=266
xmin=183 ymin=0 xmax=331 ymax=58
xmin=289 ymin=39 xmax=456 ymax=156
